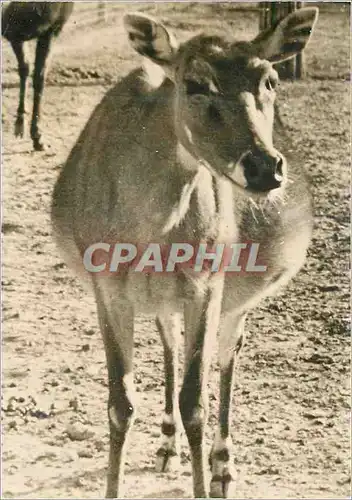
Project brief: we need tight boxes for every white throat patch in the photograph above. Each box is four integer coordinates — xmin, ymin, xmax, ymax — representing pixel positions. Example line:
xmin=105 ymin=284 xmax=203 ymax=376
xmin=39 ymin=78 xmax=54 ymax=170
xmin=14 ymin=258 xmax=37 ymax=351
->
xmin=142 ymin=58 xmax=166 ymax=88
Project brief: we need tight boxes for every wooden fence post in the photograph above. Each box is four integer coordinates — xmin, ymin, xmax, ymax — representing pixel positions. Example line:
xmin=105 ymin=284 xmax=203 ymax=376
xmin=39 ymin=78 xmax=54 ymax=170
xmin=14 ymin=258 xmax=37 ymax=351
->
xmin=98 ymin=0 xmax=107 ymax=23
xmin=295 ymin=2 xmax=305 ymax=78
xmin=259 ymin=2 xmax=305 ymax=80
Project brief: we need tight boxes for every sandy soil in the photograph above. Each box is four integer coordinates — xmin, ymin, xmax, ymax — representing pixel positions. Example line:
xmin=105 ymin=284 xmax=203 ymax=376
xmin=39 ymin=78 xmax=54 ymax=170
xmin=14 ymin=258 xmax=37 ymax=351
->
xmin=1 ymin=4 xmax=350 ymax=499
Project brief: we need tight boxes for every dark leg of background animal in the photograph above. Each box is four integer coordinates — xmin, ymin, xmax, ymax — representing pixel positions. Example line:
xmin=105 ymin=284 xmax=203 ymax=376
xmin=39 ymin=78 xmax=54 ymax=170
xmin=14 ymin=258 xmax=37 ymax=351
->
xmin=155 ymin=312 xmax=181 ymax=472
xmin=94 ymin=282 xmax=135 ymax=499
xmin=209 ymin=313 xmax=247 ymax=498
xmin=179 ymin=277 xmax=224 ymax=498
xmin=11 ymin=41 xmax=29 ymax=139
xmin=31 ymin=32 xmax=53 ymax=151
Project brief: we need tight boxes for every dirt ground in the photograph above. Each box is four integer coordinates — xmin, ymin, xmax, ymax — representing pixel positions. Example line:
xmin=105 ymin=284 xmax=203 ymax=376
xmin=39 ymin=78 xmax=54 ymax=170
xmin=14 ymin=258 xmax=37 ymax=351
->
xmin=1 ymin=3 xmax=350 ymax=499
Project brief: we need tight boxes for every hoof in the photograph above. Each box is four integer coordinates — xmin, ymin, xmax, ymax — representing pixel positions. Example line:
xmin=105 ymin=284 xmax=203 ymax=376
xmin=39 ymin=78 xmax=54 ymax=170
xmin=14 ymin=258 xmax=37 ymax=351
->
xmin=33 ymin=138 xmax=45 ymax=151
xmin=14 ymin=117 xmax=25 ymax=138
xmin=155 ymin=447 xmax=180 ymax=473
xmin=209 ymin=472 xmax=234 ymax=498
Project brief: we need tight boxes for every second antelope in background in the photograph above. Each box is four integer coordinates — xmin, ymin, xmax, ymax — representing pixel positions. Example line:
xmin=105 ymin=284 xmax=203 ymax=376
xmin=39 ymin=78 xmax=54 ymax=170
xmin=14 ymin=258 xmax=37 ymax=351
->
xmin=51 ymin=7 xmax=319 ymax=499
xmin=2 ymin=2 xmax=74 ymax=151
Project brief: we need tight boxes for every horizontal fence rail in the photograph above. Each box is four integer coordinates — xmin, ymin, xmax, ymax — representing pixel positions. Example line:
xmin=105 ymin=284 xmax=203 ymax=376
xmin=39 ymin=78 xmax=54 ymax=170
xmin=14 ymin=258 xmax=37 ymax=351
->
xmin=0 ymin=0 xmax=345 ymax=33
xmin=66 ymin=2 xmax=125 ymax=29
xmin=1 ymin=2 xmax=348 ymax=87
xmin=63 ymin=1 xmax=347 ymax=29
xmin=63 ymin=1 xmax=263 ymax=30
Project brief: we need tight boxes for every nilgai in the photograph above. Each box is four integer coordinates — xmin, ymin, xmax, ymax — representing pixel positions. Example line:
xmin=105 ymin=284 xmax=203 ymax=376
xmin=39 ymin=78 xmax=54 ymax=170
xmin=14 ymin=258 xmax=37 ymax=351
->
xmin=2 ymin=1 xmax=74 ymax=151
xmin=51 ymin=7 xmax=318 ymax=498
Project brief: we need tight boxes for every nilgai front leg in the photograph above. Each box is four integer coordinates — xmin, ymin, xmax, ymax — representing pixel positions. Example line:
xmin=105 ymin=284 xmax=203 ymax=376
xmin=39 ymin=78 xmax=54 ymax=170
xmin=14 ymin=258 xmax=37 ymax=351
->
xmin=94 ymin=281 xmax=135 ymax=499
xmin=155 ymin=312 xmax=182 ymax=472
xmin=31 ymin=31 xmax=52 ymax=151
xmin=11 ymin=40 xmax=29 ymax=139
xmin=209 ymin=313 xmax=247 ymax=498
xmin=179 ymin=276 xmax=224 ymax=498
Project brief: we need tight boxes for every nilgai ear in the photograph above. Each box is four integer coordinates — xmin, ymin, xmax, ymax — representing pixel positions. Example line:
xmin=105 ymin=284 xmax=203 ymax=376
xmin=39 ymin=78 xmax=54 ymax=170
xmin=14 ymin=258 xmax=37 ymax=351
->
xmin=252 ymin=7 xmax=319 ymax=63
xmin=123 ymin=12 xmax=178 ymax=65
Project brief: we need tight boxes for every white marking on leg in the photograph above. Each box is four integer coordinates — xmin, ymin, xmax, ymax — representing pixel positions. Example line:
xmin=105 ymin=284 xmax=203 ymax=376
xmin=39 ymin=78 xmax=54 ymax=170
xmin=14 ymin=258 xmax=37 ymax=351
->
xmin=210 ymin=428 xmax=236 ymax=492
xmin=108 ymin=372 xmax=136 ymax=432
xmin=108 ymin=405 xmax=120 ymax=430
xmin=213 ymin=428 xmax=232 ymax=454
xmin=156 ymin=411 xmax=181 ymax=472
xmin=163 ymin=413 xmax=176 ymax=426
xmin=160 ymin=412 xmax=180 ymax=453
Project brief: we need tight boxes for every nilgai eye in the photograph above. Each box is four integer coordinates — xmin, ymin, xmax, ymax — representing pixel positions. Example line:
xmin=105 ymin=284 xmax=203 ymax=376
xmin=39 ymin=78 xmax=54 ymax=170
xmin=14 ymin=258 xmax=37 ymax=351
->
xmin=185 ymin=79 xmax=210 ymax=96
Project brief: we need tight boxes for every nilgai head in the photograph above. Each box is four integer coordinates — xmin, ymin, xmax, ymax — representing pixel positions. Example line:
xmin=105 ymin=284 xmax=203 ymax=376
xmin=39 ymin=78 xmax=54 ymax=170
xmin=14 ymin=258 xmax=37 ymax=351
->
xmin=124 ymin=8 xmax=318 ymax=194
